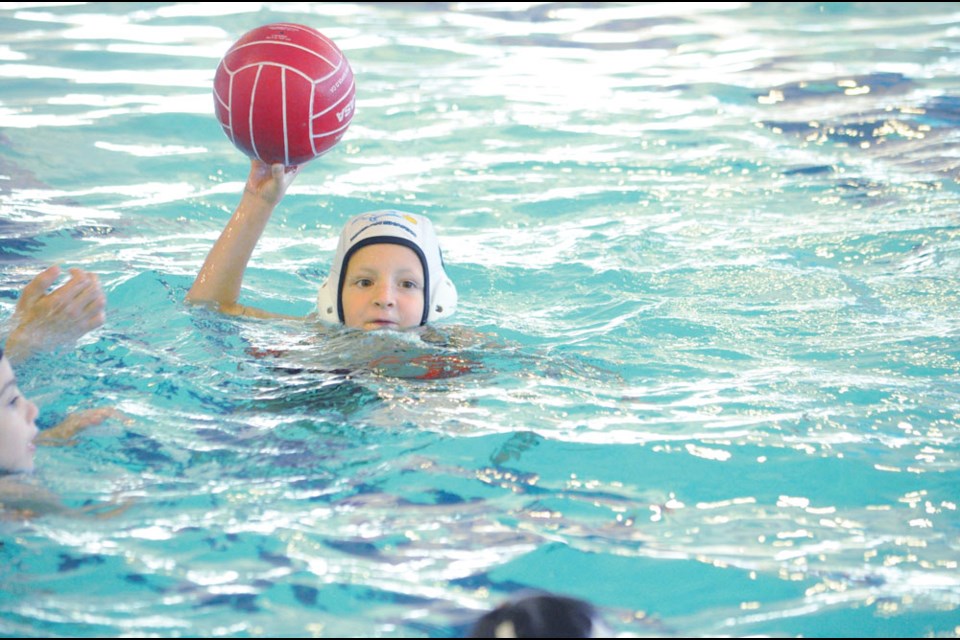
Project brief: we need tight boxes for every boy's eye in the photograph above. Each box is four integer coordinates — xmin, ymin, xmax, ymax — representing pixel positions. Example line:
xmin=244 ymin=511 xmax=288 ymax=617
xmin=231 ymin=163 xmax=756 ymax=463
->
xmin=355 ymin=278 xmax=372 ymax=287
xmin=401 ymin=280 xmax=420 ymax=290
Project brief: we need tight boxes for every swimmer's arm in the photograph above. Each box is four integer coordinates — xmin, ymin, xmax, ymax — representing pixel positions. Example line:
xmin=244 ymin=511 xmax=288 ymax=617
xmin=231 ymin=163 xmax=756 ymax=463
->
xmin=186 ymin=160 xmax=301 ymax=317
xmin=0 ymin=476 xmax=63 ymax=519
xmin=229 ymin=304 xmax=305 ymax=321
xmin=37 ymin=407 xmax=130 ymax=445
xmin=0 ymin=476 xmax=132 ymax=521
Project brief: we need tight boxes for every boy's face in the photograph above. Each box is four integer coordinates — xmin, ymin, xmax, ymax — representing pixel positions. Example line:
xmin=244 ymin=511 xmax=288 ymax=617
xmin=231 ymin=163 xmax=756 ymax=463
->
xmin=341 ymin=243 xmax=425 ymax=331
xmin=0 ymin=356 xmax=39 ymax=473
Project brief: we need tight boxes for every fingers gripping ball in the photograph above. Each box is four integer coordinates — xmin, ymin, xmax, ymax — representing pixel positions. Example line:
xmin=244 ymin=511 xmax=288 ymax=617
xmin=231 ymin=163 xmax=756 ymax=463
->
xmin=213 ymin=22 xmax=356 ymax=166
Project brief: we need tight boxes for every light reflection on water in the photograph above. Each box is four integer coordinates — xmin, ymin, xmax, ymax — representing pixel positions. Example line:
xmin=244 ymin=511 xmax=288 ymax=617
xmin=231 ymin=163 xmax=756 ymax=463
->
xmin=0 ymin=1 xmax=958 ymax=638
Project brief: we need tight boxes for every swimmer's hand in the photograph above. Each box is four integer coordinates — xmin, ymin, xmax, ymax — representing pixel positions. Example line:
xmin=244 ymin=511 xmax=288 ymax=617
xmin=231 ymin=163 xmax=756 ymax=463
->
xmin=5 ymin=266 xmax=106 ymax=365
xmin=38 ymin=407 xmax=132 ymax=445
xmin=244 ymin=159 xmax=300 ymax=206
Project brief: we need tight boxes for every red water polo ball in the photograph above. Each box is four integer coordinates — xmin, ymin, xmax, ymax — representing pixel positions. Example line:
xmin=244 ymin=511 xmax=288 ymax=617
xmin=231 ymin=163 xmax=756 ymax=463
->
xmin=213 ymin=23 xmax=356 ymax=166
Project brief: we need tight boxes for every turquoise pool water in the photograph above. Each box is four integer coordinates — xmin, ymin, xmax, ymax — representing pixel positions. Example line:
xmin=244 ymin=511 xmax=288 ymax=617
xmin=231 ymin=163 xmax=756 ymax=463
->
xmin=1 ymin=2 xmax=958 ymax=637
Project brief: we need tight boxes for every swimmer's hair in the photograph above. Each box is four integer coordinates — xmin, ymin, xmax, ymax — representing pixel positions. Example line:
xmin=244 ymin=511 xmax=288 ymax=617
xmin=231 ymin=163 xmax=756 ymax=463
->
xmin=468 ymin=591 xmax=610 ymax=638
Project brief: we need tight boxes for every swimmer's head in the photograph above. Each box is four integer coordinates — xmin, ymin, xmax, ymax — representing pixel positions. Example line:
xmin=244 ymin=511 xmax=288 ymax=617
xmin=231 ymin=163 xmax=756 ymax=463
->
xmin=317 ymin=211 xmax=457 ymax=329
xmin=468 ymin=592 xmax=611 ymax=638
xmin=0 ymin=347 xmax=40 ymax=474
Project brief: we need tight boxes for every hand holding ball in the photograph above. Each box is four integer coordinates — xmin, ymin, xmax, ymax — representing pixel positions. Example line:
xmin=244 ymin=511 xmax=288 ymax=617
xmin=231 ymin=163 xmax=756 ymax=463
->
xmin=213 ymin=23 xmax=355 ymax=166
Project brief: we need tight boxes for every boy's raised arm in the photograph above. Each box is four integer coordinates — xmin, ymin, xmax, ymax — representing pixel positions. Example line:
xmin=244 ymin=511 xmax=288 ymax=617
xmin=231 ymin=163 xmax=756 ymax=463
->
xmin=186 ymin=159 xmax=301 ymax=319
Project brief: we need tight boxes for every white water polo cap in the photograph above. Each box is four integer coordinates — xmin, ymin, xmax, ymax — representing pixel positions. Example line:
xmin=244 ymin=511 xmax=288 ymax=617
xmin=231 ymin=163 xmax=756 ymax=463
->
xmin=316 ymin=210 xmax=458 ymax=326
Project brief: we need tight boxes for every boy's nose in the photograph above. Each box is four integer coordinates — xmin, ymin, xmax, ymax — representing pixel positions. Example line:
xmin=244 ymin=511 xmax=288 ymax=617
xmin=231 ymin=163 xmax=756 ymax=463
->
xmin=373 ymin=283 xmax=395 ymax=307
xmin=26 ymin=398 xmax=39 ymax=422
